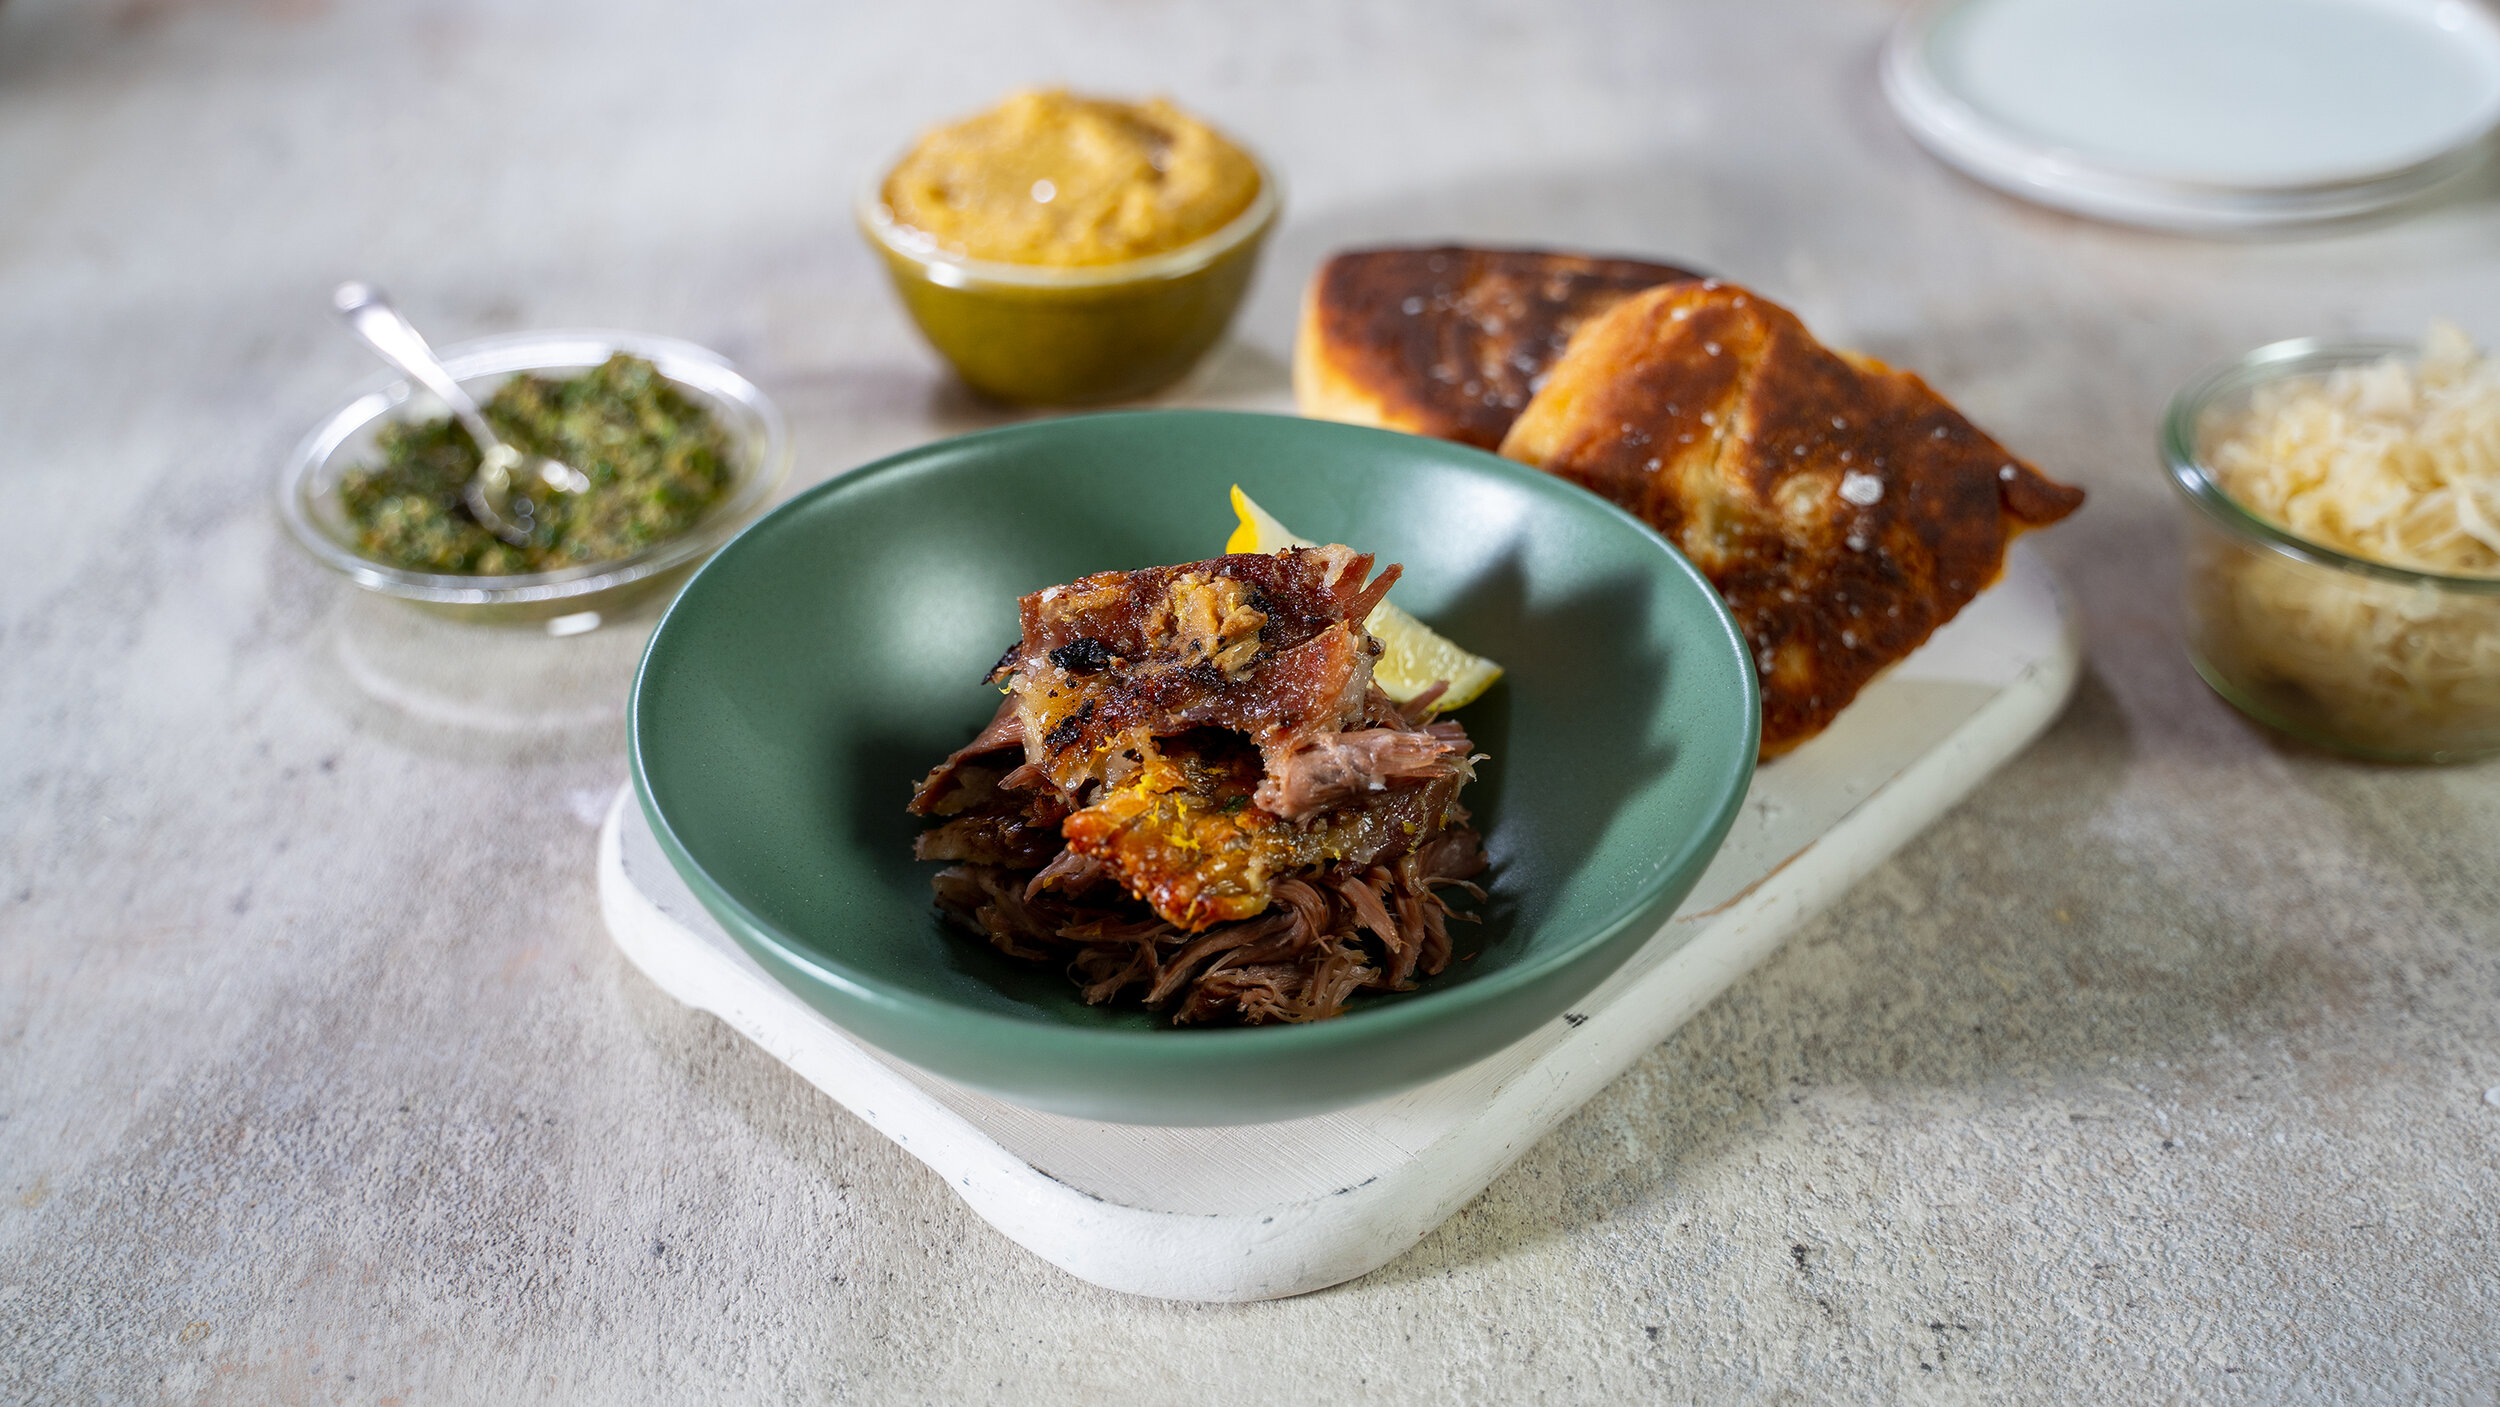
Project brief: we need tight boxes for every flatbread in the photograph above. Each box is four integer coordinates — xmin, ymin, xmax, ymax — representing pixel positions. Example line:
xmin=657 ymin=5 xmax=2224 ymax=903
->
xmin=1295 ymin=245 xmax=1702 ymax=449
xmin=1499 ymin=280 xmax=2085 ymax=756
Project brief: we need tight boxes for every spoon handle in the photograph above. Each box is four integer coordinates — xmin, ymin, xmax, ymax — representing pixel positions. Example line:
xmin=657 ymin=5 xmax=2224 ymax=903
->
xmin=330 ymin=282 xmax=505 ymax=454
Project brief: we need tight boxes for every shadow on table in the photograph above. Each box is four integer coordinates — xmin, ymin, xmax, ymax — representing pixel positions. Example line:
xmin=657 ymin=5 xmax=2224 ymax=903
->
xmin=1353 ymin=660 xmax=2458 ymax=1288
xmin=296 ymin=582 xmax=661 ymax=767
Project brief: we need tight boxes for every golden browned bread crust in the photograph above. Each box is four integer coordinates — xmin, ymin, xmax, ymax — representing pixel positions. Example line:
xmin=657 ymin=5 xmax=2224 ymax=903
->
xmin=1295 ymin=246 xmax=1703 ymax=449
xmin=1499 ymin=281 xmax=2085 ymax=758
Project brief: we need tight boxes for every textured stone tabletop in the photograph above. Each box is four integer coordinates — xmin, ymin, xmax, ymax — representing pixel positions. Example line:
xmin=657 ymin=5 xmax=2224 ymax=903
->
xmin=4 ymin=0 xmax=2498 ymax=1401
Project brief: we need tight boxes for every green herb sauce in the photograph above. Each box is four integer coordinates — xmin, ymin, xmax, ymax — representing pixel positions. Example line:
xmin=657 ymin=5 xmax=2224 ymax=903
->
xmin=338 ymin=353 xmax=736 ymax=575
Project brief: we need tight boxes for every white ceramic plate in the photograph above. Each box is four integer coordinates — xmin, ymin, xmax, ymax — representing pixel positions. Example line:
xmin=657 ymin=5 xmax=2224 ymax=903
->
xmin=604 ymin=548 xmax=2079 ymax=1302
xmin=1884 ymin=0 xmax=2500 ymax=231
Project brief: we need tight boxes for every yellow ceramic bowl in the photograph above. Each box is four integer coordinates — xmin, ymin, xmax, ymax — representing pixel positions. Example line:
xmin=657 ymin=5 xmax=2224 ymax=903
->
xmin=857 ymin=163 xmax=1279 ymax=407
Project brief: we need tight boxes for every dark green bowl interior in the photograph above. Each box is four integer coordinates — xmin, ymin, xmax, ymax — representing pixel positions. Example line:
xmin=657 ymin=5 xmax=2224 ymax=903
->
xmin=631 ymin=410 xmax=1757 ymax=1123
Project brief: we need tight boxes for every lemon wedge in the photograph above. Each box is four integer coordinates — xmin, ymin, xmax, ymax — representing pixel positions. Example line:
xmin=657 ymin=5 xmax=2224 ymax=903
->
xmin=1226 ymin=484 xmax=1503 ymax=713
xmin=1225 ymin=483 xmax=1300 ymax=555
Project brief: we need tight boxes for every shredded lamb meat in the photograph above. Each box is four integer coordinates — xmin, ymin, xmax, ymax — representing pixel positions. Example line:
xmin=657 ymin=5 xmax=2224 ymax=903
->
xmin=908 ymin=546 xmax=1491 ymax=1025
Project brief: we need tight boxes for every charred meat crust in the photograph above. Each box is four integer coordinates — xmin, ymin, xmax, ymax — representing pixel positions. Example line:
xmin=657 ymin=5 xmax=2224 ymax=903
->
xmin=910 ymin=546 xmax=1492 ymax=1026
xmin=1002 ymin=545 xmax=1402 ymax=794
xmin=1047 ymin=636 xmax=1117 ymax=674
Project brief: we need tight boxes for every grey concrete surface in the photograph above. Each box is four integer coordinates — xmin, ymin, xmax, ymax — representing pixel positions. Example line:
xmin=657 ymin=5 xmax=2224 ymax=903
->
xmin=4 ymin=0 xmax=2498 ymax=1401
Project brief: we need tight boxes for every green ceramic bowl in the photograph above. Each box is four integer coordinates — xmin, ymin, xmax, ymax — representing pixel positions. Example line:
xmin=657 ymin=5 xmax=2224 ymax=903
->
xmin=630 ymin=411 xmax=1758 ymax=1125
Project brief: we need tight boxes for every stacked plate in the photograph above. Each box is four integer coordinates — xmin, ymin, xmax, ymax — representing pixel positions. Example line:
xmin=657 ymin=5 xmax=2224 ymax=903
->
xmin=1884 ymin=0 xmax=2500 ymax=232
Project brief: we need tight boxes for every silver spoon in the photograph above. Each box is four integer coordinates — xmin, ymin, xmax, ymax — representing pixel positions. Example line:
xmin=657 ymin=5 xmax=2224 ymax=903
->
xmin=330 ymin=281 xmax=589 ymax=546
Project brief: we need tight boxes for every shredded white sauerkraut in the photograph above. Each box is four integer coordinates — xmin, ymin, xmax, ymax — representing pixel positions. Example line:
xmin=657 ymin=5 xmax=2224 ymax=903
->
xmin=2192 ymin=323 xmax=2500 ymax=756
xmin=2209 ymin=321 xmax=2500 ymax=575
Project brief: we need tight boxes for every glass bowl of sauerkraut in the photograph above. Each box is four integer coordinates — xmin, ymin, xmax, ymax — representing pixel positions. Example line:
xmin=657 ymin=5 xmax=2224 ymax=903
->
xmin=2164 ymin=326 xmax=2500 ymax=762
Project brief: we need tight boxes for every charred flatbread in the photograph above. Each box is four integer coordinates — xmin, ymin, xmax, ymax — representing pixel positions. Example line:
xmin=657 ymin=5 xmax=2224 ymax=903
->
xmin=1499 ymin=279 xmax=2085 ymax=757
xmin=1295 ymin=246 xmax=1702 ymax=449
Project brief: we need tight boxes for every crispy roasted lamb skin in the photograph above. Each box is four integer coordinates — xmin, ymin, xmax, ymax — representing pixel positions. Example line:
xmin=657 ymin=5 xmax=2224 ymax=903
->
xmin=1498 ymin=280 xmax=2085 ymax=756
xmin=908 ymin=548 xmax=1491 ymax=1025
xmin=994 ymin=544 xmax=1401 ymax=795
xmin=1295 ymin=246 xmax=1704 ymax=449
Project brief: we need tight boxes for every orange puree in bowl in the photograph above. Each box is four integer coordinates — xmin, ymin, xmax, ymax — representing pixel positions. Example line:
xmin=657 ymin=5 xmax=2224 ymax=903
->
xmin=881 ymin=89 xmax=1261 ymax=267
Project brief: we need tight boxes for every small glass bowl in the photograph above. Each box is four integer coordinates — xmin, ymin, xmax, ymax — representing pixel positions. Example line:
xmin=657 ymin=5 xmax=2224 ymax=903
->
xmin=857 ymin=160 xmax=1279 ymax=407
xmin=279 ymin=330 xmax=790 ymax=630
xmin=2163 ymin=338 xmax=2500 ymax=762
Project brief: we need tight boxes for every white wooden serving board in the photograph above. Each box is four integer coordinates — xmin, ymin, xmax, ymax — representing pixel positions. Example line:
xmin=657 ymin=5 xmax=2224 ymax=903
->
xmin=599 ymin=542 xmax=2079 ymax=1303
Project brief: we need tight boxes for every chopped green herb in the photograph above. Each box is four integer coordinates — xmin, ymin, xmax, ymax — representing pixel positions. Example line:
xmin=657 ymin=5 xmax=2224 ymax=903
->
xmin=337 ymin=353 xmax=735 ymax=574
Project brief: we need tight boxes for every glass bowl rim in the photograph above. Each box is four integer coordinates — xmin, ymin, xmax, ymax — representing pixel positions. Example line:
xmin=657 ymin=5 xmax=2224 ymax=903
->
xmin=854 ymin=148 xmax=1280 ymax=290
xmin=278 ymin=328 xmax=792 ymax=607
xmin=2161 ymin=335 xmax=2500 ymax=596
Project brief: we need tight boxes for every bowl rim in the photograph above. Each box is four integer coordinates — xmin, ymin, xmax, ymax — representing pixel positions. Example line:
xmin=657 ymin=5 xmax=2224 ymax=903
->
xmin=628 ymin=408 xmax=1762 ymax=1061
xmin=2161 ymin=335 xmax=2500 ymax=595
xmin=854 ymin=149 xmax=1281 ymax=290
xmin=277 ymin=328 xmax=793 ymax=606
